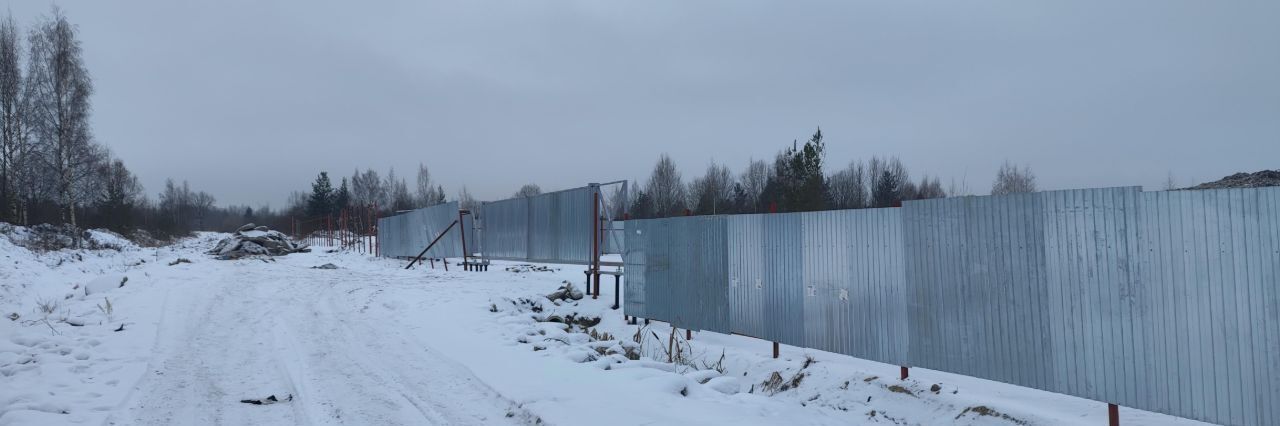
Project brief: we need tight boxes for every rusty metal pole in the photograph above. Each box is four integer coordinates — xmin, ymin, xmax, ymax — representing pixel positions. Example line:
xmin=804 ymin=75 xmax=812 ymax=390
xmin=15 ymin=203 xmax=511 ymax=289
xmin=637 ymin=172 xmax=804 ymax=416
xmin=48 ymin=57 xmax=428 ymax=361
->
xmin=686 ymin=329 xmax=692 ymax=340
xmin=459 ymin=210 xmax=469 ymax=271
xmin=1108 ymin=404 xmax=1119 ymax=426
xmin=773 ymin=341 xmax=779 ymax=359
xmin=900 ymin=366 xmax=909 ymax=380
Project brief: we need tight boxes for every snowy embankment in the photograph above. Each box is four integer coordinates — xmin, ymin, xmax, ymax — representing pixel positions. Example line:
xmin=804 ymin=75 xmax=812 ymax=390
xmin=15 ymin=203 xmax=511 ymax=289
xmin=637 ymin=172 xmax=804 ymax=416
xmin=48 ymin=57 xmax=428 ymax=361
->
xmin=1 ymin=227 xmax=1211 ymax=425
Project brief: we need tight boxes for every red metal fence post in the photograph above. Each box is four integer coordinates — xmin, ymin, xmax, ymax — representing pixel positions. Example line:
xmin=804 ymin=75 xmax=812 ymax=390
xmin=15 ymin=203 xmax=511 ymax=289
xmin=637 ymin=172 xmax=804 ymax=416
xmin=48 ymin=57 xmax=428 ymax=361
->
xmin=1108 ymin=404 xmax=1119 ymax=426
xmin=459 ymin=209 xmax=469 ymax=271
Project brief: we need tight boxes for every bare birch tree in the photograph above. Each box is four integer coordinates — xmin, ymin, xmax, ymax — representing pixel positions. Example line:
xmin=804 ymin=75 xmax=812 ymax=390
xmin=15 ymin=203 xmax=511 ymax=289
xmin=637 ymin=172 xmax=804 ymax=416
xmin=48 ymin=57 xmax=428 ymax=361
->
xmin=643 ymin=153 xmax=686 ymax=217
xmin=415 ymin=163 xmax=445 ymax=207
xmin=990 ymin=160 xmax=1037 ymax=195
xmin=26 ymin=7 xmax=97 ymax=226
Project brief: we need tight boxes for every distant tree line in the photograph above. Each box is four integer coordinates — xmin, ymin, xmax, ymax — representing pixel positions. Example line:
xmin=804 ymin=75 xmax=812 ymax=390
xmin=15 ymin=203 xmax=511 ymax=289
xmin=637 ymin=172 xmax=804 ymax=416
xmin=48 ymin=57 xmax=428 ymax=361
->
xmin=297 ymin=163 xmax=453 ymax=220
xmin=627 ymin=128 xmax=1037 ymax=219
xmin=0 ymin=8 xmax=296 ymax=240
xmin=0 ymin=7 xmax=1043 ymax=242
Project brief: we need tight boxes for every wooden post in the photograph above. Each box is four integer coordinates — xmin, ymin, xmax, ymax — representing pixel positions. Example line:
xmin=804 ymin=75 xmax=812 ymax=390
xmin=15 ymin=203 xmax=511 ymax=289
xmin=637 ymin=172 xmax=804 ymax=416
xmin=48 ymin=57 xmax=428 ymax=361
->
xmin=686 ymin=329 xmax=692 ymax=340
xmin=1108 ymin=404 xmax=1119 ymax=426
xmin=772 ymin=341 xmax=779 ymax=359
xmin=900 ymin=366 xmax=909 ymax=380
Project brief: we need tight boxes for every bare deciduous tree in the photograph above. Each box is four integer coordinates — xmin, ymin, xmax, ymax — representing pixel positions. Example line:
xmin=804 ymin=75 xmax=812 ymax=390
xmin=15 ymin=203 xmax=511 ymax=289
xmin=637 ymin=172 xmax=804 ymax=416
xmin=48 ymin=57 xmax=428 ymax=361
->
xmin=350 ymin=168 xmax=385 ymax=208
xmin=456 ymin=186 xmax=477 ymax=212
xmin=415 ymin=163 xmax=445 ymax=207
xmin=990 ymin=160 xmax=1037 ymax=195
xmin=914 ymin=175 xmax=946 ymax=199
xmin=947 ymin=176 xmax=971 ymax=197
xmin=738 ymin=159 xmax=770 ymax=212
xmin=25 ymin=7 xmax=98 ymax=226
xmin=384 ymin=168 xmax=413 ymax=212
xmin=688 ymin=161 xmax=734 ymax=215
xmin=828 ymin=160 xmax=867 ymax=209
xmin=514 ymin=183 xmax=542 ymax=198
xmin=0 ymin=12 xmax=22 ymax=222
xmin=1163 ymin=171 xmax=1178 ymax=191
xmin=643 ymin=153 xmax=686 ymax=217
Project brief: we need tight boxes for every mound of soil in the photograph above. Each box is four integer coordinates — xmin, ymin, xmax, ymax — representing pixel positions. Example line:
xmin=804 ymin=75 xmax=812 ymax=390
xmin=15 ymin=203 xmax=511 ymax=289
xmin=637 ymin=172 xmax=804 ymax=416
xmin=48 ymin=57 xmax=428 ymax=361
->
xmin=1185 ymin=170 xmax=1280 ymax=190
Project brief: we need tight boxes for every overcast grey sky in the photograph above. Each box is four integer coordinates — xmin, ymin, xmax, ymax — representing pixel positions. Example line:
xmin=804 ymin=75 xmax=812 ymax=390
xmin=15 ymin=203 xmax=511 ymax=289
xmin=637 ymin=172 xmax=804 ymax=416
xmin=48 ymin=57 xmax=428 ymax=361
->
xmin=6 ymin=1 xmax=1278 ymax=207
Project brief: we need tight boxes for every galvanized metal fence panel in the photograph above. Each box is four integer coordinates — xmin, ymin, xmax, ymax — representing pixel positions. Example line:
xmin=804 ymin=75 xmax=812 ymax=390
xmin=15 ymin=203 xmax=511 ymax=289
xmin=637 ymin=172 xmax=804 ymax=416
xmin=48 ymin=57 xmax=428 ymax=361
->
xmin=480 ymin=186 xmax=599 ymax=265
xmin=478 ymin=197 xmax=529 ymax=260
xmin=622 ymin=220 xmax=646 ymax=317
xmin=905 ymin=191 xmax=1056 ymax=391
xmin=528 ymin=187 xmax=595 ymax=264
xmin=802 ymin=208 xmax=907 ymax=365
xmin=727 ymin=215 xmax=765 ymax=339
xmin=725 ymin=214 xmax=805 ymax=344
xmin=377 ymin=202 xmax=462 ymax=258
xmin=627 ymin=185 xmax=1279 ymax=426
xmin=633 ymin=217 xmax=731 ymax=332
xmin=1135 ymin=187 xmax=1280 ymax=425
xmin=761 ymin=214 xmax=806 ymax=347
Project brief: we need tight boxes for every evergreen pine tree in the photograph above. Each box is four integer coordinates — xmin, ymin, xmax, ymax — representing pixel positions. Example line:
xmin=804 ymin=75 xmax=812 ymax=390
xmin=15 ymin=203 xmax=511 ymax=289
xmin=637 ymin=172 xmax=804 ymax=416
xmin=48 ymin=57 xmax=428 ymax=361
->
xmin=333 ymin=178 xmax=351 ymax=212
xmin=307 ymin=172 xmax=334 ymax=217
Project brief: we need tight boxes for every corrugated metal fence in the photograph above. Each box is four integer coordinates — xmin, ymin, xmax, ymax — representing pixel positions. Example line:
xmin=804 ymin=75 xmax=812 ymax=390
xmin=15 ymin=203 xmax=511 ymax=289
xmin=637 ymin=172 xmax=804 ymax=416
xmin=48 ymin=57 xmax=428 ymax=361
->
xmin=477 ymin=186 xmax=603 ymax=265
xmin=625 ymin=186 xmax=1280 ymax=426
xmin=377 ymin=201 xmax=465 ymax=259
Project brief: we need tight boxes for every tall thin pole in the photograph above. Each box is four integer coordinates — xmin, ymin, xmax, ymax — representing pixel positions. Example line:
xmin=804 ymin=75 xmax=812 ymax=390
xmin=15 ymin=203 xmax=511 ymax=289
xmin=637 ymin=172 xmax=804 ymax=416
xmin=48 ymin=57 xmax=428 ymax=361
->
xmin=458 ymin=209 xmax=469 ymax=270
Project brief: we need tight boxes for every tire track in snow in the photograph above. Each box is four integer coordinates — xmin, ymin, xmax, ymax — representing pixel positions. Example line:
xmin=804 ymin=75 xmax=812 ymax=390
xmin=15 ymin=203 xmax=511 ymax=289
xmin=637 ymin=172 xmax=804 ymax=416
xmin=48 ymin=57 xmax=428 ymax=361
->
xmin=113 ymin=260 xmax=529 ymax=425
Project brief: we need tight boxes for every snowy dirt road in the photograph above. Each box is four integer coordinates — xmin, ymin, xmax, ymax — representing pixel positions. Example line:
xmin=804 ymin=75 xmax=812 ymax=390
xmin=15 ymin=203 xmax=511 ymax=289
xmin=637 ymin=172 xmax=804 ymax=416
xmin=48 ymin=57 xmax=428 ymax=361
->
xmin=116 ymin=257 xmax=529 ymax=426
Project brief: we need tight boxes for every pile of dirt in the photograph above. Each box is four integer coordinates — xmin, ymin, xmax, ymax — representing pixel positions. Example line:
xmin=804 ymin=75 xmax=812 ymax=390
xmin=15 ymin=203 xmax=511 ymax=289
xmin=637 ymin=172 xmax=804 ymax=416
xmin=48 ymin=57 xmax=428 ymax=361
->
xmin=0 ymin=223 xmax=135 ymax=252
xmin=1185 ymin=170 xmax=1280 ymax=190
xmin=208 ymin=223 xmax=309 ymax=260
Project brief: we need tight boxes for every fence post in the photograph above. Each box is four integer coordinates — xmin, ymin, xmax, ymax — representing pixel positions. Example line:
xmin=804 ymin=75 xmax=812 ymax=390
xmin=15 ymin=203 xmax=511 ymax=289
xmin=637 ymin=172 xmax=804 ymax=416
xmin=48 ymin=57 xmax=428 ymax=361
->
xmin=459 ymin=209 xmax=469 ymax=271
xmin=1108 ymin=404 xmax=1119 ymax=426
xmin=773 ymin=341 xmax=779 ymax=359
xmin=900 ymin=366 xmax=909 ymax=380
xmin=591 ymin=187 xmax=600 ymax=299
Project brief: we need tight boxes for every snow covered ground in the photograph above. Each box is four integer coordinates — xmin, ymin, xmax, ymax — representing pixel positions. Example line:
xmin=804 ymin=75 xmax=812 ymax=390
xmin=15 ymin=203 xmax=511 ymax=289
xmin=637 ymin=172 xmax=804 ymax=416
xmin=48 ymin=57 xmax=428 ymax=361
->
xmin=1 ymin=229 xmax=1213 ymax=425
